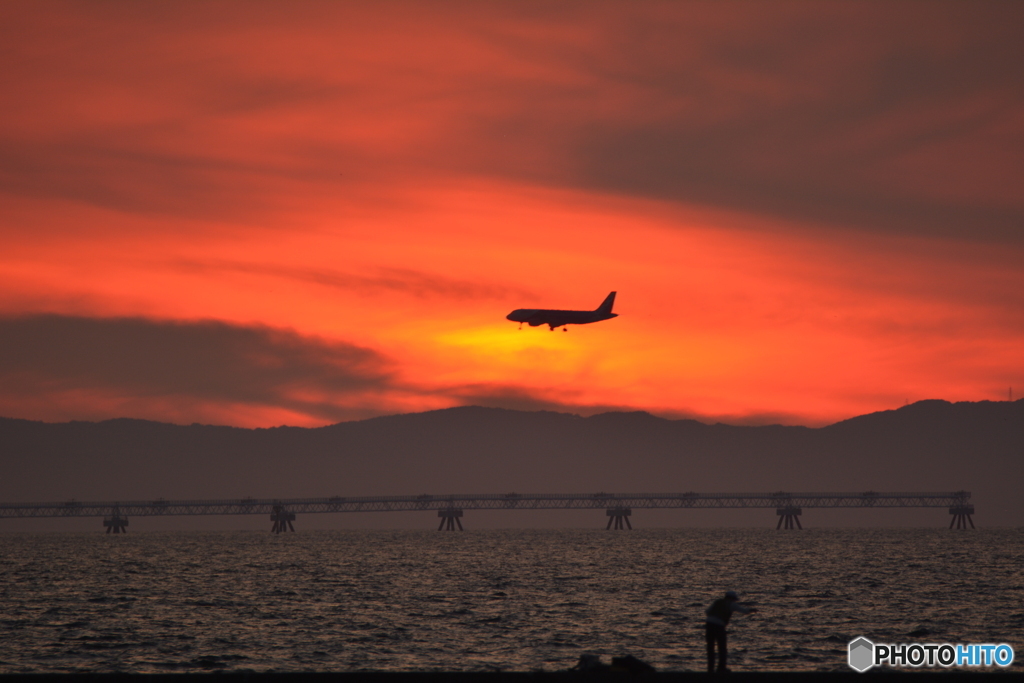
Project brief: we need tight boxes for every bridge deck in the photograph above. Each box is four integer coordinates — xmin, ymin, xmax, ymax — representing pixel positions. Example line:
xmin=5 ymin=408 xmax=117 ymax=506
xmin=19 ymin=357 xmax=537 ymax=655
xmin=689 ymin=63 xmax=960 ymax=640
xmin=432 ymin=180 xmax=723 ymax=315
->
xmin=0 ymin=491 xmax=971 ymax=518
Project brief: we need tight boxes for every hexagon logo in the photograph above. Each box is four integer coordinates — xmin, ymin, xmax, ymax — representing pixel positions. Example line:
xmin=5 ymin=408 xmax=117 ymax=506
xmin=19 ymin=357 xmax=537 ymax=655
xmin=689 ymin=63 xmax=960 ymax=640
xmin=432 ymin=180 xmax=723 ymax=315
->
xmin=848 ymin=637 xmax=875 ymax=672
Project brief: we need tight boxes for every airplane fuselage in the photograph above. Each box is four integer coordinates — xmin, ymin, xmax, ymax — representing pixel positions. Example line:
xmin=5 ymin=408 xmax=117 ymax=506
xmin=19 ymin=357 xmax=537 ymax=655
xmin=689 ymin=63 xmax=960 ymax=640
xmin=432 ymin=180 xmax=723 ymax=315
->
xmin=506 ymin=292 xmax=618 ymax=330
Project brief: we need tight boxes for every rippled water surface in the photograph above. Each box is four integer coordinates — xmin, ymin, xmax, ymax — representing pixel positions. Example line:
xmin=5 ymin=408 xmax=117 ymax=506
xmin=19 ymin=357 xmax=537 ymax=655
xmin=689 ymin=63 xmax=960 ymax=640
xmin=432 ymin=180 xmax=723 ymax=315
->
xmin=1 ymin=528 xmax=1021 ymax=673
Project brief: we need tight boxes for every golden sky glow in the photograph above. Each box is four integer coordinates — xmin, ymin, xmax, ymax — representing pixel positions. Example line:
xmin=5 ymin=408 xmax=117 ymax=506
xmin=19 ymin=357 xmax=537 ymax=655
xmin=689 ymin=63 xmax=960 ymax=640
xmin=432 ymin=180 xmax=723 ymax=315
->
xmin=1 ymin=1 xmax=1022 ymax=427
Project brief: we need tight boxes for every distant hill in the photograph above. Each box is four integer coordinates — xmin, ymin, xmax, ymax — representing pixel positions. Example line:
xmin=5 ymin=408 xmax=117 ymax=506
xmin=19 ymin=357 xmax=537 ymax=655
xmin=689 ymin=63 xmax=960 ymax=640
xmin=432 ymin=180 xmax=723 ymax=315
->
xmin=1 ymin=399 xmax=1021 ymax=528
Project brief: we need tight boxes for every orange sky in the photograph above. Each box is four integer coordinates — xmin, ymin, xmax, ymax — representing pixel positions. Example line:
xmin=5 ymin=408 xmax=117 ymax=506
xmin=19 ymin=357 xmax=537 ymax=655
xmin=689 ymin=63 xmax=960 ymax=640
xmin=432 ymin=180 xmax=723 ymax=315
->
xmin=1 ymin=1 xmax=1022 ymax=427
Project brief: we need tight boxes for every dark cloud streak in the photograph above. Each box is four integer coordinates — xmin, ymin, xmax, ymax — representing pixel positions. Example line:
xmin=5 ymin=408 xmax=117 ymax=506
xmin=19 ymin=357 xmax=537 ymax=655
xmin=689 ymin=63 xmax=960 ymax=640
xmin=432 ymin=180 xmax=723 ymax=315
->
xmin=0 ymin=315 xmax=395 ymax=422
xmin=172 ymin=260 xmax=536 ymax=302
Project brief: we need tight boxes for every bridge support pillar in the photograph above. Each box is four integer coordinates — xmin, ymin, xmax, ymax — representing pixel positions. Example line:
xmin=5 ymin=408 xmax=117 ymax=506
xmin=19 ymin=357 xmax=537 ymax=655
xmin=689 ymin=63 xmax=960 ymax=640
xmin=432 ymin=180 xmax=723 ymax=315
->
xmin=438 ymin=508 xmax=463 ymax=530
xmin=103 ymin=514 xmax=128 ymax=534
xmin=271 ymin=505 xmax=296 ymax=533
xmin=776 ymin=506 xmax=802 ymax=530
xmin=606 ymin=507 xmax=632 ymax=530
xmin=949 ymin=505 xmax=975 ymax=529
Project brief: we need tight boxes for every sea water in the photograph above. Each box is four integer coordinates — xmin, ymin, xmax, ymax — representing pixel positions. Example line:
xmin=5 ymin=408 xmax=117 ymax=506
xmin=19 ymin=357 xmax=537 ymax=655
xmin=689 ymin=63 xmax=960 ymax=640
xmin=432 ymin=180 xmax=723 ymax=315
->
xmin=1 ymin=528 xmax=1021 ymax=673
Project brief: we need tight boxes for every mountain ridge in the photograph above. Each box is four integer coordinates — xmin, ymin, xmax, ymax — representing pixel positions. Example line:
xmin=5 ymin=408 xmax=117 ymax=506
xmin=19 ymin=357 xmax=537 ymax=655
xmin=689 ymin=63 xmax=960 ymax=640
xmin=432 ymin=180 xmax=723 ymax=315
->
xmin=4 ymin=397 xmax=1014 ymax=431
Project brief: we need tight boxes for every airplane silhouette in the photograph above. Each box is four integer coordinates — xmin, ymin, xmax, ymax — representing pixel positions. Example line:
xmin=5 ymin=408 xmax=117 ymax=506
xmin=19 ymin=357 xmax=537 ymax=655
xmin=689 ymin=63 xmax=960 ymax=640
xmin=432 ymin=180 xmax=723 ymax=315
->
xmin=506 ymin=292 xmax=618 ymax=331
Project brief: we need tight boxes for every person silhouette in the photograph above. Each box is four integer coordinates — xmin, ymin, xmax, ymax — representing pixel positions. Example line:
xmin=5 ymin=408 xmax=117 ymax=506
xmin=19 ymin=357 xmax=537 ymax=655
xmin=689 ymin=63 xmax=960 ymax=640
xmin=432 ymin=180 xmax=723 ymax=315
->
xmin=705 ymin=590 xmax=758 ymax=674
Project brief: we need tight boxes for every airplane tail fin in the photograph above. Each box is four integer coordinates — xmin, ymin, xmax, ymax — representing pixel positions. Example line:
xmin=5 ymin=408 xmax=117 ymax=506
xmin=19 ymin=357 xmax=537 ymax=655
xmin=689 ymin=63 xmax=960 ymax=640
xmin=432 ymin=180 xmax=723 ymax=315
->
xmin=596 ymin=291 xmax=616 ymax=314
